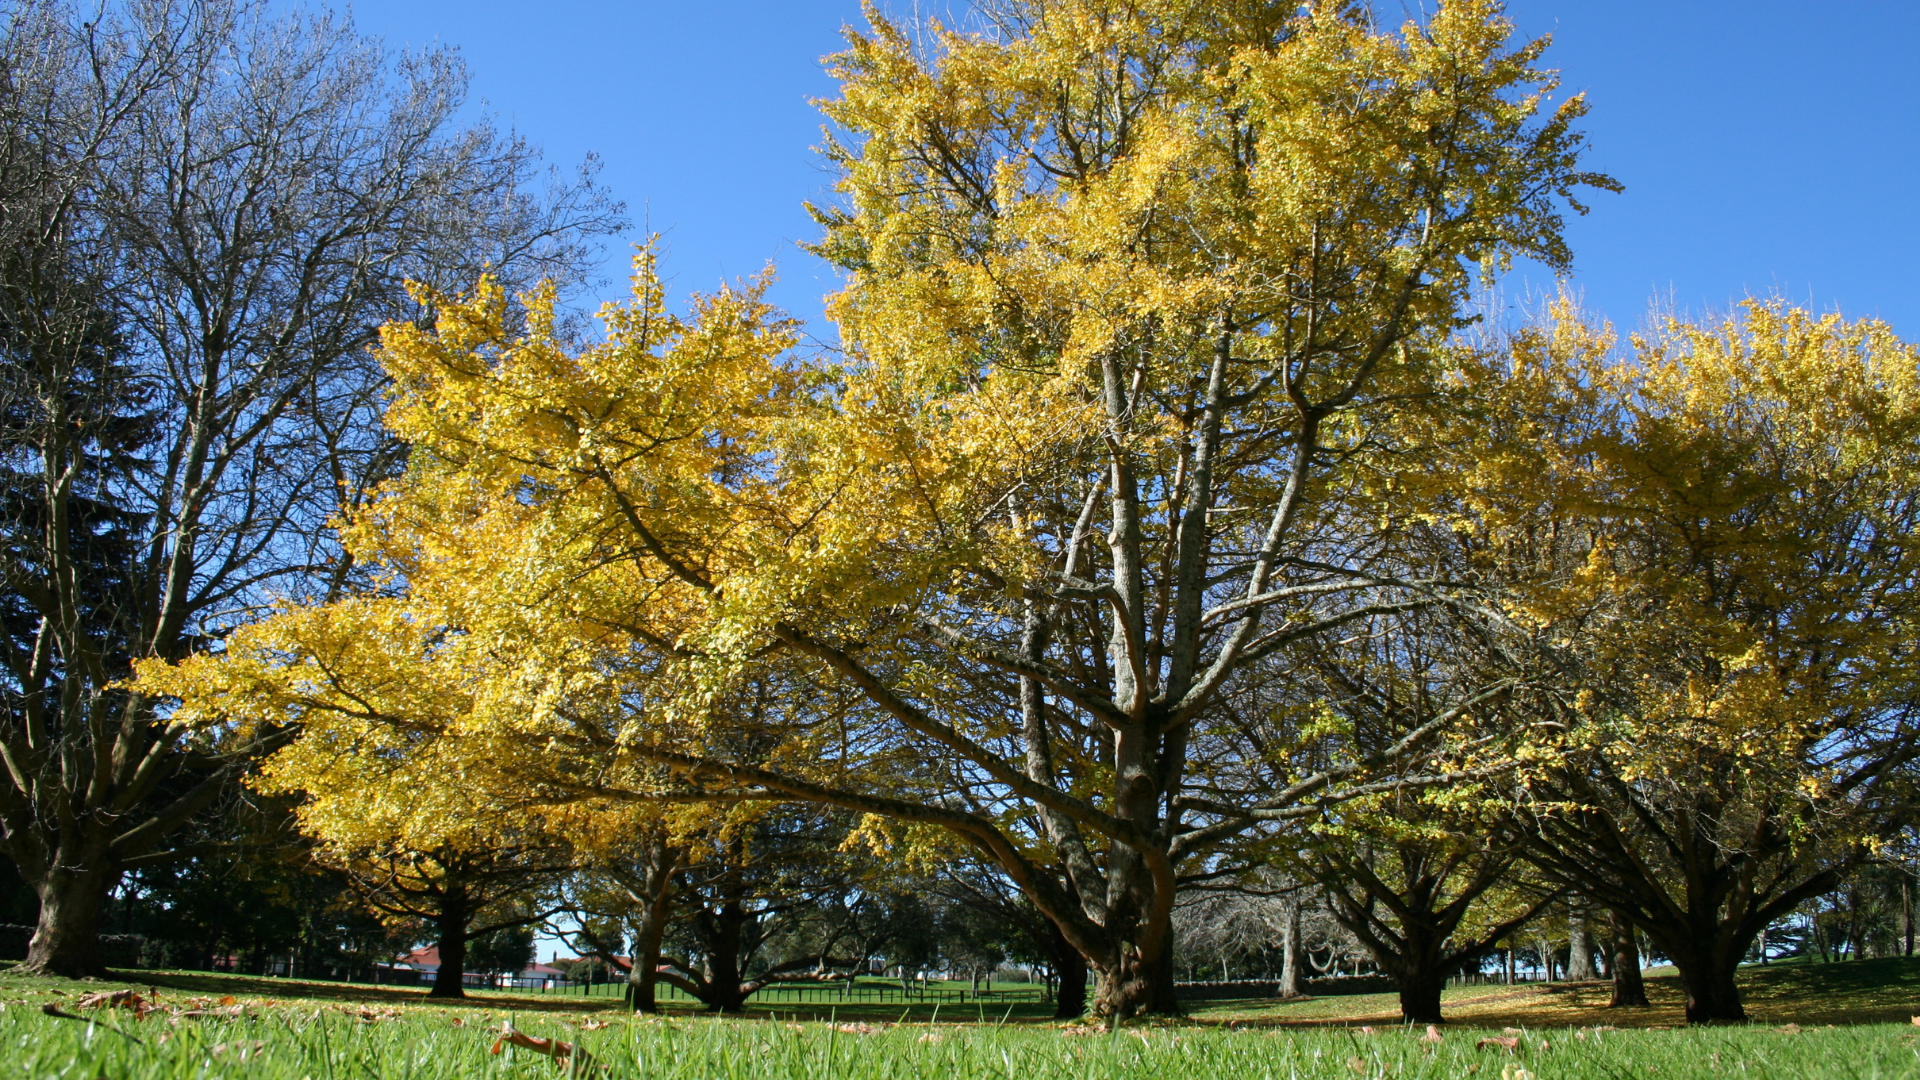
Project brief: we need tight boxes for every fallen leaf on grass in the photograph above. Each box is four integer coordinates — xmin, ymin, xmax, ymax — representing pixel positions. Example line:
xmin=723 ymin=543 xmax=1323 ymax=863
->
xmin=1777 ymin=1023 xmax=1801 ymax=1034
xmin=491 ymin=1023 xmax=594 ymax=1068
xmin=1421 ymin=1025 xmax=1444 ymax=1043
xmin=73 ymin=988 xmax=167 ymax=1020
xmin=210 ymin=1040 xmax=266 ymax=1062
xmin=1058 ymin=1024 xmax=1102 ymax=1037
xmin=834 ymin=1022 xmax=879 ymax=1035
xmin=918 ymin=1031 xmax=946 ymax=1044
xmin=40 ymin=1003 xmax=146 ymax=1044
xmin=1475 ymin=1036 xmax=1519 ymax=1052
xmin=1357 ymin=1025 xmax=1377 ymax=1035
xmin=74 ymin=989 xmax=146 ymax=1011
xmin=449 ymin=1017 xmax=466 ymax=1028
xmin=1346 ymin=1055 xmax=1368 ymax=1075
xmin=1499 ymin=1067 xmax=1534 ymax=1080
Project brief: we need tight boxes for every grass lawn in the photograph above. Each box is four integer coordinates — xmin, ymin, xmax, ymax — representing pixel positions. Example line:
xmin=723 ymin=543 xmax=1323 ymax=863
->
xmin=4 ymin=958 xmax=1920 ymax=1077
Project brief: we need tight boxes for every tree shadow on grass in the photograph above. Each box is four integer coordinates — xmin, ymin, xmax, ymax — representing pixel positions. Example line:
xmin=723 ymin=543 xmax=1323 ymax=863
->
xmin=118 ymin=970 xmax=616 ymax=1012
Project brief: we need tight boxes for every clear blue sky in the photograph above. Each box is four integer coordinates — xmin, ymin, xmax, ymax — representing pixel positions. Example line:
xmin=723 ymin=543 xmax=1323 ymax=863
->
xmin=347 ymin=1 xmax=1920 ymax=340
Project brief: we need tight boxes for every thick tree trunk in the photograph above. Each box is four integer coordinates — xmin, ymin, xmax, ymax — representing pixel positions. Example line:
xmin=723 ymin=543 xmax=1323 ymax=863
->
xmin=626 ymin=901 xmax=669 ymax=1013
xmin=1566 ymin=898 xmax=1598 ymax=981
xmin=1396 ymin=975 xmax=1444 ymax=1025
xmin=1375 ymin=921 xmax=1452 ymax=1024
xmin=1662 ymin=928 xmax=1749 ymax=1023
xmin=427 ymin=885 xmax=470 ymax=1000
xmin=17 ymin=858 xmax=113 ymax=977
xmin=1277 ymin=897 xmax=1304 ymax=998
xmin=1094 ymin=942 xmax=1179 ymax=1020
xmin=697 ymin=902 xmax=752 ymax=1013
xmin=1608 ymin=910 xmax=1649 ymax=1008
xmin=1674 ymin=953 xmax=1744 ymax=1023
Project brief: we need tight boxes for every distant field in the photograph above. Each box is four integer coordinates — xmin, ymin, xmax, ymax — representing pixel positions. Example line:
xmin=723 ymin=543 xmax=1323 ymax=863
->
xmin=5 ymin=958 xmax=1920 ymax=1078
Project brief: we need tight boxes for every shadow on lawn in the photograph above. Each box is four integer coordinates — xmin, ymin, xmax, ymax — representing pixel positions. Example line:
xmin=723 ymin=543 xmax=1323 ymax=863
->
xmin=111 ymin=971 xmax=1066 ymax=1023
xmin=51 ymin=956 xmax=1920 ymax=1030
xmin=1191 ymin=958 xmax=1920 ymax=1030
xmin=120 ymin=970 xmax=614 ymax=1012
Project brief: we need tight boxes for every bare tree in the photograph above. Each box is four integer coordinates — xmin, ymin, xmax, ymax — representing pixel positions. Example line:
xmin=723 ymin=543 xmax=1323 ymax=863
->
xmin=0 ymin=0 xmax=622 ymax=975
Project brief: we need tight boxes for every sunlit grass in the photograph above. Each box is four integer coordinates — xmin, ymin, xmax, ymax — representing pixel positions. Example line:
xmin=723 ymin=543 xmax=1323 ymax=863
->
xmin=6 ymin=958 xmax=1920 ymax=1077
xmin=9 ymin=1003 xmax=1920 ymax=1079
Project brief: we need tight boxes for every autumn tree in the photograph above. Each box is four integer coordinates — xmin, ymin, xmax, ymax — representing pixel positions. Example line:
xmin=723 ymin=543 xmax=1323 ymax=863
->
xmin=0 ymin=0 xmax=620 ymax=976
xmin=650 ymin=0 xmax=1605 ymax=1018
xmin=1469 ymin=302 xmax=1920 ymax=1023
xmin=140 ymin=0 xmax=1610 ymax=1019
xmin=342 ymin=837 xmax=570 ymax=999
xmin=559 ymin=809 xmax=684 ymax=1013
xmin=1255 ymin=599 xmax=1552 ymax=1023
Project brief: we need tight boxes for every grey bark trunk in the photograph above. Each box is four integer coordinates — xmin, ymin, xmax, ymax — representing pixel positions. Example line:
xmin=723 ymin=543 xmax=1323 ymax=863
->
xmin=1277 ymin=897 xmax=1304 ymax=998
xmin=1566 ymin=897 xmax=1599 ymax=981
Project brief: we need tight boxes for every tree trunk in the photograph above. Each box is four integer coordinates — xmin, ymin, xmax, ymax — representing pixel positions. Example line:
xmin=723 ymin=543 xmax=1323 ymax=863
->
xmin=1038 ymin=914 xmax=1088 ymax=1019
xmin=1396 ymin=974 xmax=1444 ymax=1025
xmin=626 ymin=894 xmax=670 ymax=1013
xmin=17 ymin=857 xmax=113 ymax=977
xmin=1674 ymin=950 xmax=1744 ymax=1023
xmin=1094 ymin=940 xmax=1179 ymax=1020
xmin=427 ymin=885 xmax=470 ymax=1000
xmin=625 ymin=859 xmax=674 ymax=1014
xmin=1566 ymin=898 xmax=1598 ymax=981
xmin=1608 ymin=909 xmax=1649 ymax=1008
xmin=1277 ymin=897 xmax=1304 ymax=998
xmin=1905 ymin=876 xmax=1913 ymax=957
xmin=699 ymin=902 xmax=751 ymax=1013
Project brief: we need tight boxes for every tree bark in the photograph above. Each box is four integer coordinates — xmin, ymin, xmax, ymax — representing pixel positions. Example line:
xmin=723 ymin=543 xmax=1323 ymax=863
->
xmin=698 ymin=902 xmax=751 ymax=1013
xmin=1051 ymin=925 xmax=1088 ymax=1020
xmin=624 ymin=847 xmax=675 ymax=1014
xmin=1673 ymin=952 xmax=1743 ymax=1023
xmin=1607 ymin=909 xmax=1649 ymax=1008
xmin=1093 ymin=941 xmax=1179 ymax=1020
xmin=1666 ymin=935 xmax=1746 ymax=1023
xmin=1277 ymin=897 xmax=1305 ymax=998
xmin=427 ymin=885 xmax=470 ymax=1000
xmin=18 ymin=855 xmax=113 ymax=977
xmin=1566 ymin=897 xmax=1598 ymax=981
xmin=626 ymin=888 xmax=671 ymax=1013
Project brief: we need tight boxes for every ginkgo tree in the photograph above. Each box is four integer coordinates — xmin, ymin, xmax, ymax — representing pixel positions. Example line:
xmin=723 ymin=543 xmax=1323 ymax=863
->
xmin=143 ymin=0 xmax=1616 ymax=1021
xmin=1462 ymin=302 xmax=1920 ymax=1023
xmin=631 ymin=0 xmax=1609 ymax=1017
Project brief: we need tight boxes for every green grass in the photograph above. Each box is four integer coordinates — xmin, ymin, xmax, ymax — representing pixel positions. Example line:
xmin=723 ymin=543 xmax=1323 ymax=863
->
xmin=8 ymin=1002 xmax=1920 ymax=1079
xmin=6 ymin=959 xmax=1920 ymax=1077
